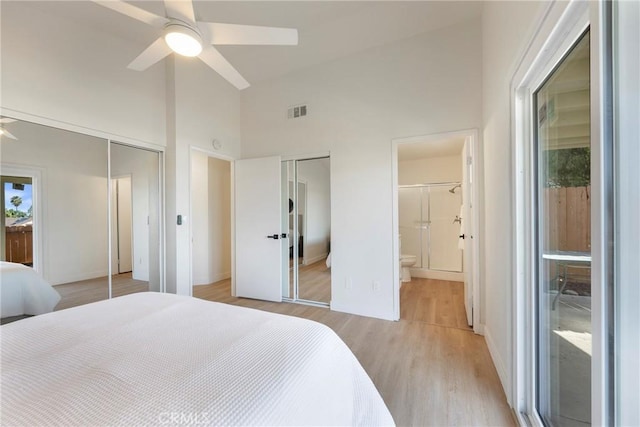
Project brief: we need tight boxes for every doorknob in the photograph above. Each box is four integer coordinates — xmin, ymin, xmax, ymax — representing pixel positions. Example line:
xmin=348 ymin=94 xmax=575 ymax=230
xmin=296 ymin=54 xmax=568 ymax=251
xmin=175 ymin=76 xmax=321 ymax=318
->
xmin=267 ymin=234 xmax=280 ymax=240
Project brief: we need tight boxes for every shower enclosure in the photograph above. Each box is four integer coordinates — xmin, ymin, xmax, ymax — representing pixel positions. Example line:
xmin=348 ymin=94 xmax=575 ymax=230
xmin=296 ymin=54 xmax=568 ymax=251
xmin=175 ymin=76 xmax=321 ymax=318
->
xmin=399 ymin=183 xmax=463 ymax=273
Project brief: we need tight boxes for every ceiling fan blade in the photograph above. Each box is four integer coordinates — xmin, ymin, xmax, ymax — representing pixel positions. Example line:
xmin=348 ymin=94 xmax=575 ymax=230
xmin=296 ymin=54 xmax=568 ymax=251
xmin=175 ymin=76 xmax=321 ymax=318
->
xmin=1 ymin=129 xmax=18 ymax=140
xmin=91 ymin=1 xmax=169 ymax=28
xmin=202 ymin=23 xmax=298 ymax=45
xmin=164 ymin=0 xmax=196 ymax=24
xmin=127 ymin=37 xmax=173 ymax=71
xmin=0 ymin=118 xmax=17 ymax=124
xmin=197 ymin=46 xmax=250 ymax=90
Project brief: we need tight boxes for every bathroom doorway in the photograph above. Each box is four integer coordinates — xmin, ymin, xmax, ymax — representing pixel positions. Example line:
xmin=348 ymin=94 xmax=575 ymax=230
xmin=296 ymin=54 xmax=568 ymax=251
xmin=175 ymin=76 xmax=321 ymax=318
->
xmin=189 ymin=148 xmax=233 ymax=300
xmin=392 ymin=130 xmax=480 ymax=331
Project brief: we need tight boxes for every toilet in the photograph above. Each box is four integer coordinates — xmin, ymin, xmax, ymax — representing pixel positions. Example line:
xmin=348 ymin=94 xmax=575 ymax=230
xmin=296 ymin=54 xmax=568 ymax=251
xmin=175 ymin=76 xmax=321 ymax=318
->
xmin=400 ymin=254 xmax=417 ymax=282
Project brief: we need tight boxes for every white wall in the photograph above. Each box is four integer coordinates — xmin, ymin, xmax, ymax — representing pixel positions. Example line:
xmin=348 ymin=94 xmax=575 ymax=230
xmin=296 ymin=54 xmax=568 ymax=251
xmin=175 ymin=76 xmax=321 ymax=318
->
xmin=398 ymin=154 xmax=462 ymax=185
xmin=166 ymin=57 xmax=242 ymax=295
xmin=481 ymin=0 xmax=548 ymax=401
xmin=190 ymin=152 xmax=232 ymax=286
xmin=208 ymin=157 xmax=231 ymax=282
xmin=191 ymin=151 xmax=210 ymax=285
xmin=1 ymin=121 xmax=109 ymax=285
xmin=0 ymin=1 xmax=166 ymax=145
xmin=241 ymin=19 xmax=482 ymax=320
xmin=297 ymin=158 xmax=331 ymax=264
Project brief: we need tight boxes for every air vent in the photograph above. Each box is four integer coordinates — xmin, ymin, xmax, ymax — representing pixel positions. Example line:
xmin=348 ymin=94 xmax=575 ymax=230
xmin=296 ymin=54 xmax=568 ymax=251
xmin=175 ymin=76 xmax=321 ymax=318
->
xmin=287 ymin=104 xmax=307 ymax=119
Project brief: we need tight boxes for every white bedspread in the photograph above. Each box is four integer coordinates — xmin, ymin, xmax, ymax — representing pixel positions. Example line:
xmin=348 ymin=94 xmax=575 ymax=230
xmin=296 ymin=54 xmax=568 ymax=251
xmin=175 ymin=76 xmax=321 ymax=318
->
xmin=0 ymin=261 xmax=60 ymax=317
xmin=1 ymin=292 xmax=394 ymax=426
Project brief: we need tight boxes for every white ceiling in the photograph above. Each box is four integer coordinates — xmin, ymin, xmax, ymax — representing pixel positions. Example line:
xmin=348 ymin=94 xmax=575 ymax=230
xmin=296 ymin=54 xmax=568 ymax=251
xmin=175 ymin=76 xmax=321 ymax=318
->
xmin=398 ymin=136 xmax=465 ymax=161
xmin=16 ymin=1 xmax=482 ymax=86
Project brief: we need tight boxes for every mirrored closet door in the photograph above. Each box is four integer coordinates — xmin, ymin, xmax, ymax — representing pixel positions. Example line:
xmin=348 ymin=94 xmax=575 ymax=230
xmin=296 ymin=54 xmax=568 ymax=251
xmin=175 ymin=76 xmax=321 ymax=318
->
xmin=281 ymin=157 xmax=331 ymax=306
xmin=109 ymin=142 xmax=163 ymax=298
xmin=0 ymin=117 xmax=164 ymax=322
xmin=1 ymin=118 xmax=110 ymax=311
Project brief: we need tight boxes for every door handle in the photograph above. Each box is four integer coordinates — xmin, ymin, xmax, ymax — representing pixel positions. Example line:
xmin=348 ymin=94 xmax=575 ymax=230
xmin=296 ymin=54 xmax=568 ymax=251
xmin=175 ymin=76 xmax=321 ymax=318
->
xmin=267 ymin=234 xmax=280 ymax=240
xmin=459 ymin=234 xmax=465 ymax=239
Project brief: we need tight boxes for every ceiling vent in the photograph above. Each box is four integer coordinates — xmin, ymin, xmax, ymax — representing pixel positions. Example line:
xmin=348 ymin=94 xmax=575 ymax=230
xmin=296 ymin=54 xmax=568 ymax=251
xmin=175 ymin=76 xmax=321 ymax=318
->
xmin=287 ymin=104 xmax=307 ymax=119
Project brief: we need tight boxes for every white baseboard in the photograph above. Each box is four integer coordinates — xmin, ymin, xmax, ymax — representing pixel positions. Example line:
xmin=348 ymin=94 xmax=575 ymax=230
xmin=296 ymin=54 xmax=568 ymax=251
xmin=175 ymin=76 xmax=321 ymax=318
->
xmin=473 ymin=322 xmax=485 ymax=336
xmin=52 ymin=269 xmax=109 ymax=286
xmin=193 ymin=271 xmax=231 ymax=286
xmin=303 ymin=253 xmax=328 ymax=266
xmin=211 ymin=271 xmax=231 ymax=283
xmin=410 ymin=268 xmax=464 ymax=282
xmin=483 ymin=326 xmax=510 ymax=399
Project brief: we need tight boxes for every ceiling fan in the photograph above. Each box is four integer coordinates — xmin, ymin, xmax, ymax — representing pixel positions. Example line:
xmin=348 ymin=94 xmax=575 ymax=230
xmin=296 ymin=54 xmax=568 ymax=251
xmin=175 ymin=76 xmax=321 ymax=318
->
xmin=0 ymin=118 xmax=18 ymax=140
xmin=92 ymin=0 xmax=299 ymax=90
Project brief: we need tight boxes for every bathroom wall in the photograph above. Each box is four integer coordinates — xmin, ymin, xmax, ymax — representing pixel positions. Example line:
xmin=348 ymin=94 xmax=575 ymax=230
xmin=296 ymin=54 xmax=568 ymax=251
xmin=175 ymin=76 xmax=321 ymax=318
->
xmin=398 ymin=154 xmax=462 ymax=185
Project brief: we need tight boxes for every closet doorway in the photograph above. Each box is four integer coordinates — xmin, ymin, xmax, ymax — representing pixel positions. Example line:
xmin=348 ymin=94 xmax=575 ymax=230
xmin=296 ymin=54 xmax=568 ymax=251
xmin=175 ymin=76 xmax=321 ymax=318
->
xmin=190 ymin=149 xmax=232 ymax=298
xmin=282 ymin=157 xmax=331 ymax=306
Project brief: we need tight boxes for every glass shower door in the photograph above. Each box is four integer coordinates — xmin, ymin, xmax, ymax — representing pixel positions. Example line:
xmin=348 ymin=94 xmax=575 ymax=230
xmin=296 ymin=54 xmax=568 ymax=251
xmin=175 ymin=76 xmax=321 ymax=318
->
xmin=429 ymin=186 xmax=463 ymax=272
xmin=398 ymin=187 xmax=423 ymax=267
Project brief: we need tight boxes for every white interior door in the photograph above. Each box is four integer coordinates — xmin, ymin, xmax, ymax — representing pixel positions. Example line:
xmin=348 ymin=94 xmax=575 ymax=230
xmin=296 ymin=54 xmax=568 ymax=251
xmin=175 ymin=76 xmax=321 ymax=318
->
xmin=235 ymin=156 xmax=282 ymax=301
xmin=462 ymin=138 xmax=473 ymax=326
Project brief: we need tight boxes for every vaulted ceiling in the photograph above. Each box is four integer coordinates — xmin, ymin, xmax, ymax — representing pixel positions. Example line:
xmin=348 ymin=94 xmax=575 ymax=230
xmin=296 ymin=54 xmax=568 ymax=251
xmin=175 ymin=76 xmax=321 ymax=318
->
xmin=13 ymin=1 xmax=482 ymax=85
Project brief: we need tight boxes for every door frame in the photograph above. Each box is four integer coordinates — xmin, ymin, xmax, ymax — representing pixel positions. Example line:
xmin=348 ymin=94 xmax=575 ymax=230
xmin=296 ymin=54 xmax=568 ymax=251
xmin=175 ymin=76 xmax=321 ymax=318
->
xmin=188 ymin=146 xmax=235 ymax=296
xmin=510 ymin=0 xmax=613 ymax=424
xmin=391 ymin=129 xmax=481 ymax=329
xmin=110 ymin=174 xmax=133 ymax=275
xmin=282 ymin=155 xmax=331 ymax=307
xmin=0 ymin=164 xmax=44 ymax=276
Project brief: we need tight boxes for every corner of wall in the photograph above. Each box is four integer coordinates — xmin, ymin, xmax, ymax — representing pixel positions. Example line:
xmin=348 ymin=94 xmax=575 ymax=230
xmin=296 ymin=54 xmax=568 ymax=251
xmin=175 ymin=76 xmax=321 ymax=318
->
xmin=483 ymin=325 xmax=511 ymax=405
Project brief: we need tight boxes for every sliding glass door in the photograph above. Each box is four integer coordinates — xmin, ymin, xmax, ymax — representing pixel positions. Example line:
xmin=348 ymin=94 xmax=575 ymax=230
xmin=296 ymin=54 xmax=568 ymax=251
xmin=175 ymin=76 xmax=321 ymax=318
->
xmin=534 ymin=30 xmax=592 ymax=426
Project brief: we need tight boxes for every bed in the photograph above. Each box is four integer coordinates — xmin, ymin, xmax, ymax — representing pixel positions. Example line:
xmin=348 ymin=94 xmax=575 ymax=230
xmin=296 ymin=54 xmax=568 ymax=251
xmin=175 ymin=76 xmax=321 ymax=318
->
xmin=1 ymin=292 xmax=394 ymax=426
xmin=0 ymin=261 xmax=61 ymax=318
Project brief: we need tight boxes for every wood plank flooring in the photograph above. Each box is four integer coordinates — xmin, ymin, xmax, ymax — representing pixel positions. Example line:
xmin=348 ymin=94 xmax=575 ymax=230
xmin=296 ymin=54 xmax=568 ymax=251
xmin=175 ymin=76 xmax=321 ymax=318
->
xmin=401 ymin=278 xmax=472 ymax=330
xmin=286 ymin=258 xmax=331 ymax=303
xmin=193 ymin=278 xmax=515 ymax=426
xmin=54 ymin=273 xmax=148 ymax=311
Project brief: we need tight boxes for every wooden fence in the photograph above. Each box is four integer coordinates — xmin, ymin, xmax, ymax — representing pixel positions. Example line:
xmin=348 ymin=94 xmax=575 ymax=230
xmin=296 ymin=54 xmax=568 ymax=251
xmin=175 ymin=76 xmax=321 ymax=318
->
xmin=544 ymin=186 xmax=591 ymax=252
xmin=5 ymin=225 xmax=33 ymax=265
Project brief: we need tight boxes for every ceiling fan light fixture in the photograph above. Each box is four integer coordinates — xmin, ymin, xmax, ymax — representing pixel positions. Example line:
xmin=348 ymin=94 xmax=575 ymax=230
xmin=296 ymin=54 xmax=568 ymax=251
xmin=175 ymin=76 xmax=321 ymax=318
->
xmin=164 ymin=23 xmax=202 ymax=57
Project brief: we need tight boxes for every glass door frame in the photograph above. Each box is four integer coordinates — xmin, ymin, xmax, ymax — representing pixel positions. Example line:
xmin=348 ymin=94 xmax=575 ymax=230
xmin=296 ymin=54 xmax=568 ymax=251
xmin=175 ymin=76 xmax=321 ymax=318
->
xmin=511 ymin=1 xmax=614 ymax=425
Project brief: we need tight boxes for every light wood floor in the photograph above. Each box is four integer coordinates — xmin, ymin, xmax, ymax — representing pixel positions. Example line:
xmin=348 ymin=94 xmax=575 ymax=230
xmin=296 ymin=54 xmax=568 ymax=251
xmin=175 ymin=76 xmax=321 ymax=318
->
xmin=54 ymin=273 xmax=148 ymax=311
xmin=401 ymin=278 xmax=472 ymax=331
xmin=193 ymin=278 xmax=515 ymax=426
xmin=287 ymin=257 xmax=331 ymax=303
